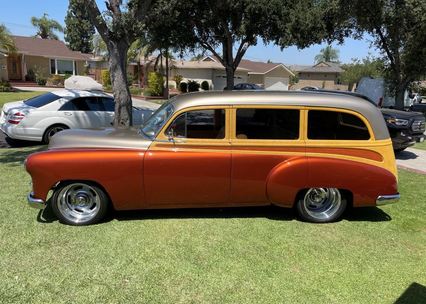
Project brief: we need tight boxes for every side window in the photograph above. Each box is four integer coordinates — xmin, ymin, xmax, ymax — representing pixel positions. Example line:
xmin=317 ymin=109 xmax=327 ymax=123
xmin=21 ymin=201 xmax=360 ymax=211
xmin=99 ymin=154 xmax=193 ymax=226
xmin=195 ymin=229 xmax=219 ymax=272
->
xmin=167 ymin=109 xmax=226 ymax=139
xmin=236 ymin=108 xmax=300 ymax=139
xmin=102 ymin=97 xmax=115 ymax=112
xmin=308 ymin=110 xmax=370 ymax=140
xmin=59 ymin=97 xmax=102 ymax=111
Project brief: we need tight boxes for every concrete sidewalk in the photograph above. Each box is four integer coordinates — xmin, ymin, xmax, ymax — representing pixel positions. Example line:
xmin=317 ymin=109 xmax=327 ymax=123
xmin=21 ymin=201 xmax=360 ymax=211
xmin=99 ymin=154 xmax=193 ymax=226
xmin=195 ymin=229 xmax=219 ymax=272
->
xmin=396 ymin=147 xmax=426 ymax=175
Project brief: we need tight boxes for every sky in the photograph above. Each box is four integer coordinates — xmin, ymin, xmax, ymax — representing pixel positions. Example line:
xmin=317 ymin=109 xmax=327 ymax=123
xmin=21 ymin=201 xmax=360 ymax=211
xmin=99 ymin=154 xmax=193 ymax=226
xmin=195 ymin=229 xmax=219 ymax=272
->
xmin=0 ymin=0 xmax=381 ymax=65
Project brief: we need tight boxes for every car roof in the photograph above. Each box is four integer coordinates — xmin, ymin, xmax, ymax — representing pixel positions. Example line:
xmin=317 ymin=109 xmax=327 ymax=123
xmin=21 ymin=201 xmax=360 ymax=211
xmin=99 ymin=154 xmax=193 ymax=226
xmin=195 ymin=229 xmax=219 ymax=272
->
xmin=52 ymin=89 xmax=111 ymax=99
xmin=170 ymin=90 xmax=389 ymax=140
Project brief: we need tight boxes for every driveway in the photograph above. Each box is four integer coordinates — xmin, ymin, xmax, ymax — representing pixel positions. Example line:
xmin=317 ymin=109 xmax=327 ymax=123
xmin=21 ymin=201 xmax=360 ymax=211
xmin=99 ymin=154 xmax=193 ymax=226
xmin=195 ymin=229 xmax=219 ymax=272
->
xmin=396 ymin=147 xmax=426 ymax=175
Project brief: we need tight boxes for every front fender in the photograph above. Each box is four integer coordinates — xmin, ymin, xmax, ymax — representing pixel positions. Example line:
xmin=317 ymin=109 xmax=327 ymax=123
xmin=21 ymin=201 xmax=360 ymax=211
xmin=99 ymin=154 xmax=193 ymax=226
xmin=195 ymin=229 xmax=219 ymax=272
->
xmin=25 ymin=149 xmax=145 ymax=210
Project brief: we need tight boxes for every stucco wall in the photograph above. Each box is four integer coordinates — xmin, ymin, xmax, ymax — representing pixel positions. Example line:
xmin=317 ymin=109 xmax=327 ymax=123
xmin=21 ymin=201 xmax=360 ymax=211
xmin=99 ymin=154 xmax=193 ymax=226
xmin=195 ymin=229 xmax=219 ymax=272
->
xmin=0 ymin=56 xmax=8 ymax=81
xmin=248 ymin=74 xmax=264 ymax=86
xmin=25 ymin=56 xmax=50 ymax=78
xmin=298 ymin=72 xmax=339 ymax=82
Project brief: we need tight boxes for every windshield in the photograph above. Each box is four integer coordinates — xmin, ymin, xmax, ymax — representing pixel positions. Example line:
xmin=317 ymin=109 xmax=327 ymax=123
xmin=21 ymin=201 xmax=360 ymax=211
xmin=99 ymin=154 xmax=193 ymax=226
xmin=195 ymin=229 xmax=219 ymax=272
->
xmin=24 ymin=92 xmax=61 ymax=108
xmin=140 ymin=101 xmax=174 ymax=139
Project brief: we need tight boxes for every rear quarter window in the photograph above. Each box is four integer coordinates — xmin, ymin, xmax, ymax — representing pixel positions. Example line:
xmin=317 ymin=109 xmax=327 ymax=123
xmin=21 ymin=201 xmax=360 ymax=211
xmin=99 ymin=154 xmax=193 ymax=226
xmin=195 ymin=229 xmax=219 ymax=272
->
xmin=308 ymin=110 xmax=370 ymax=140
xmin=23 ymin=92 xmax=61 ymax=108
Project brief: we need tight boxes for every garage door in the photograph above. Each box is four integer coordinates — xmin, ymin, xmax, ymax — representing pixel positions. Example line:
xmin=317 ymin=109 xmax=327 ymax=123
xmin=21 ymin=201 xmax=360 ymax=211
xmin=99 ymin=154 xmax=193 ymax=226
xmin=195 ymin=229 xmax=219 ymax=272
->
xmin=265 ymin=77 xmax=289 ymax=91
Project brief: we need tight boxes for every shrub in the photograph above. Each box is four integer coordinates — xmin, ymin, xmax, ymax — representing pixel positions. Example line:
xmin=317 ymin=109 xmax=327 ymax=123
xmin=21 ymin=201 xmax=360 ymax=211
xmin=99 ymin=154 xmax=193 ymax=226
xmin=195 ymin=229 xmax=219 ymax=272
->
xmin=129 ymin=86 xmax=142 ymax=95
xmin=127 ymin=72 xmax=133 ymax=87
xmin=0 ymin=80 xmax=12 ymax=92
xmin=147 ymin=72 xmax=164 ymax=96
xmin=174 ymin=74 xmax=183 ymax=87
xmin=143 ymin=88 xmax=152 ymax=97
xmin=101 ymin=70 xmax=111 ymax=87
xmin=201 ymin=81 xmax=209 ymax=91
xmin=25 ymin=69 xmax=36 ymax=82
xmin=46 ymin=75 xmax=65 ymax=87
xmin=64 ymin=73 xmax=72 ymax=80
xmin=187 ymin=80 xmax=200 ymax=92
xmin=36 ymin=78 xmax=47 ymax=86
xmin=179 ymin=82 xmax=188 ymax=93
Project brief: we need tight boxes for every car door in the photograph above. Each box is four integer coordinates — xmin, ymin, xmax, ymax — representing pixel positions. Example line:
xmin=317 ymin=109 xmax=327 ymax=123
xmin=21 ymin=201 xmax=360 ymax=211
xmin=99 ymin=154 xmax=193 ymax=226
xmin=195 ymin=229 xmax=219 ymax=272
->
xmin=144 ymin=107 xmax=231 ymax=207
xmin=59 ymin=97 xmax=106 ymax=128
xmin=230 ymin=106 xmax=305 ymax=204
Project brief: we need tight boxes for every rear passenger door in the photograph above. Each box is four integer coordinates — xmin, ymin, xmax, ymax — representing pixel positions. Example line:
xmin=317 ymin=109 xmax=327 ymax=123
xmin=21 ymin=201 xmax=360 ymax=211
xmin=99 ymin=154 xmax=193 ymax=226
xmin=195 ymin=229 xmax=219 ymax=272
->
xmin=59 ymin=97 xmax=106 ymax=128
xmin=230 ymin=106 xmax=304 ymax=204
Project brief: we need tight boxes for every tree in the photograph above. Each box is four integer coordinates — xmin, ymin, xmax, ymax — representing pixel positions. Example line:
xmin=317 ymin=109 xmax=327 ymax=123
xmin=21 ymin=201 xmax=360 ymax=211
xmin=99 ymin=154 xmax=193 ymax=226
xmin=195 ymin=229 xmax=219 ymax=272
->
xmin=64 ymin=0 xmax=95 ymax=53
xmin=345 ymin=0 xmax=426 ymax=109
xmin=314 ymin=45 xmax=340 ymax=63
xmin=341 ymin=56 xmax=384 ymax=90
xmin=92 ymin=34 xmax=108 ymax=58
xmin=31 ymin=13 xmax=64 ymax=40
xmin=149 ymin=0 xmax=347 ymax=90
xmin=74 ymin=0 xmax=152 ymax=127
xmin=0 ymin=24 xmax=16 ymax=53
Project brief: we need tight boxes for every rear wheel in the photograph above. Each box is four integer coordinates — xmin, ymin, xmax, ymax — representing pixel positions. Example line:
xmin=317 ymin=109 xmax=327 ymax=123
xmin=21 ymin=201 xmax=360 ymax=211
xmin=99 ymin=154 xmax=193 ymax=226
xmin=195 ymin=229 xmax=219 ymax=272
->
xmin=296 ymin=188 xmax=347 ymax=223
xmin=42 ymin=124 xmax=69 ymax=144
xmin=51 ymin=181 xmax=109 ymax=226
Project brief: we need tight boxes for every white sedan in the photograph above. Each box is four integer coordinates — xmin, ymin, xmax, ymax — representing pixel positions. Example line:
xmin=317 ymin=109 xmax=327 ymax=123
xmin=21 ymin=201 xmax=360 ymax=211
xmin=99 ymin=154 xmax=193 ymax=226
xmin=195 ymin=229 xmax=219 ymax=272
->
xmin=0 ymin=89 xmax=155 ymax=143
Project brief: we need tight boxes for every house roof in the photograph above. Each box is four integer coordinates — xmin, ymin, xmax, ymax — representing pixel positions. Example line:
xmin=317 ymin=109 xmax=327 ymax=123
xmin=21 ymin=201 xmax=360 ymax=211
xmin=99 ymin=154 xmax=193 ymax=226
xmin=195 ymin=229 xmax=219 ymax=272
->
xmin=239 ymin=59 xmax=294 ymax=76
xmin=11 ymin=36 xmax=90 ymax=61
xmin=296 ymin=61 xmax=343 ymax=74
xmin=173 ymin=59 xmax=250 ymax=72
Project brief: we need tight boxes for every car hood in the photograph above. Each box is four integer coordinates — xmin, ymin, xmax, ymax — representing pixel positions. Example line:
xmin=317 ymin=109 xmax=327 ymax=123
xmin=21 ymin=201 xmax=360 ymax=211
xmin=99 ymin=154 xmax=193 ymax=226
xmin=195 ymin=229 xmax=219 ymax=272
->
xmin=48 ymin=128 xmax=153 ymax=150
xmin=381 ymin=108 xmax=424 ymax=119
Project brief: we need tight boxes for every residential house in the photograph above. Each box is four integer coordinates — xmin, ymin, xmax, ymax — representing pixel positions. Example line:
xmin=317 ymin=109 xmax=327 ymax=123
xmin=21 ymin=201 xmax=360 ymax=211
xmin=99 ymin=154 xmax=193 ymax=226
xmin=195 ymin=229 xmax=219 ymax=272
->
xmin=1 ymin=36 xmax=90 ymax=81
xmin=289 ymin=61 xmax=346 ymax=90
xmin=238 ymin=59 xmax=294 ymax=90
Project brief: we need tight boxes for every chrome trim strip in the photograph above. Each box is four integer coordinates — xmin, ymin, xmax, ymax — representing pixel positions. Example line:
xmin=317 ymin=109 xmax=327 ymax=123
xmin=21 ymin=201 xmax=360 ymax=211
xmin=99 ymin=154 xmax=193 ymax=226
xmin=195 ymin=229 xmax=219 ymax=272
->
xmin=376 ymin=193 xmax=400 ymax=206
xmin=27 ymin=192 xmax=46 ymax=210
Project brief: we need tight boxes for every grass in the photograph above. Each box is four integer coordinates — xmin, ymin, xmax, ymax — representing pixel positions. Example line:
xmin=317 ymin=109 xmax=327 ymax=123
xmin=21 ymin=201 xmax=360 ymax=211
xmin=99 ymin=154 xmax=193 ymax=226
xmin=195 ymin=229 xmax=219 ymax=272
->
xmin=414 ymin=140 xmax=426 ymax=151
xmin=0 ymin=146 xmax=425 ymax=303
xmin=0 ymin=91 xmax=46 ymax=107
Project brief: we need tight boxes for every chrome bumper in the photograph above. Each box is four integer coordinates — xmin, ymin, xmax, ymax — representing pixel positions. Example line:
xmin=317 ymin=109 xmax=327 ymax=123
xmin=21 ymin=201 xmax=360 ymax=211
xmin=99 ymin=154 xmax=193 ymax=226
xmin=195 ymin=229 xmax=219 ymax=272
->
xmin=376 ymin=193 xmax=400 ymax=206
xmin=27 ymin=192 xmax=46 ymax=209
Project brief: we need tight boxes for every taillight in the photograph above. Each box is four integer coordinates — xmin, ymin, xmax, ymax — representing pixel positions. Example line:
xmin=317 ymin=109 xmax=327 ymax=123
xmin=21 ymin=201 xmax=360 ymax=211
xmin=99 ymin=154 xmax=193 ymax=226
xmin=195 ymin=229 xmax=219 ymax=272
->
xmin=8 ymin=112 xmax=26 ymax=124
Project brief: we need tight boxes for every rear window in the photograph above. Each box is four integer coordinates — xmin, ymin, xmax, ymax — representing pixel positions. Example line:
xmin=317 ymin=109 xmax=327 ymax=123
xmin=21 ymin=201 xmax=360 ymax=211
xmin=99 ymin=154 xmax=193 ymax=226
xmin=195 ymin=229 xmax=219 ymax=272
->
xmin=24 ymin=92 xmax=60 ymax=108
xmin=308 ymin=110 xmax=370 ymax=140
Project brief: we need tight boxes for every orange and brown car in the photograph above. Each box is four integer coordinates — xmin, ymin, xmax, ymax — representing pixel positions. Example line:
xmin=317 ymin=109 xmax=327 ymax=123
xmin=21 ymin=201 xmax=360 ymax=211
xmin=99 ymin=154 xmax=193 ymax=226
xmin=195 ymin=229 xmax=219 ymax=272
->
xmin=25 ymin=91 xmax=399 ymax=225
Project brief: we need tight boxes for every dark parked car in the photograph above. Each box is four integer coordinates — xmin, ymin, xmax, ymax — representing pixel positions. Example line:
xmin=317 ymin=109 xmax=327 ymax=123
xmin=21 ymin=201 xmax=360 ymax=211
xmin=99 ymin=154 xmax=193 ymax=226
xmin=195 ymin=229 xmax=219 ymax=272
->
xmin=233 ymin=83 xmax=264 ymax=90
xmin=301 ymin=88 xmax=426 ymax=152
xmin=410 ymin=103 xmax=426 ymax=119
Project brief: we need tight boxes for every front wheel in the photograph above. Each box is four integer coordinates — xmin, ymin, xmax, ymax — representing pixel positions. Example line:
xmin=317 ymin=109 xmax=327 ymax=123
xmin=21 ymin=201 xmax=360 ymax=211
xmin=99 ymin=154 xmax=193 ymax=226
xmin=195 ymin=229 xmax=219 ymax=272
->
xmin=51 ymin=182 xmax=109 ymax=225
xmin=296 ymin=188 xmax=347 ymax=223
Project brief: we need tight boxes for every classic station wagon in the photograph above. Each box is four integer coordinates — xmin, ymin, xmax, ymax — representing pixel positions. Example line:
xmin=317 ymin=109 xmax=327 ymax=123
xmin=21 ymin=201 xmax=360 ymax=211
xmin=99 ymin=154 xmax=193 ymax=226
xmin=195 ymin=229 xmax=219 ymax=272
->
xmin=25 ymin=91 xmax=400 ymax=225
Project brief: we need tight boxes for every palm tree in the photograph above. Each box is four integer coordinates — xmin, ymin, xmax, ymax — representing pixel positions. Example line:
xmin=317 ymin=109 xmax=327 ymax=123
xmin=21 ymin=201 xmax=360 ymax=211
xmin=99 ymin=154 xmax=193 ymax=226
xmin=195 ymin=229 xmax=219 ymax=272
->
xmin=0 ymin=24 xmax=16 ymax=53
xmin=31 ymin=13 xmax=64 ymax=40
xmin=314 ymin=45 xmax=339 ymax=63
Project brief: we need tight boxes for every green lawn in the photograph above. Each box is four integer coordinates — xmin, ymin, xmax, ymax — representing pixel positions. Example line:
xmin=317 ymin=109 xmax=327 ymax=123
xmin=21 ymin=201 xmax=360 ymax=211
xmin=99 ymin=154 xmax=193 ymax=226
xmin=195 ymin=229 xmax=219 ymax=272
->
xmin=414 ymin=140 xmax=426 ymax=151
xmin=0 ymin=91 xmax=46 ymax=107
xmin=0 ymin=147 xmax=425 ymax=303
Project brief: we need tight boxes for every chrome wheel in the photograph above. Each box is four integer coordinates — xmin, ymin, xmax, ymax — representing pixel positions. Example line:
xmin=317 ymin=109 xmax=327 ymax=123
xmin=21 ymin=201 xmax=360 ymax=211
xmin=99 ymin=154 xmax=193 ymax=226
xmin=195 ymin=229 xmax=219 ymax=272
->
xmin=56 ymin=183 xmax=101 ymax=224
xmin=301 ymin=188 xmax=342 ymax=221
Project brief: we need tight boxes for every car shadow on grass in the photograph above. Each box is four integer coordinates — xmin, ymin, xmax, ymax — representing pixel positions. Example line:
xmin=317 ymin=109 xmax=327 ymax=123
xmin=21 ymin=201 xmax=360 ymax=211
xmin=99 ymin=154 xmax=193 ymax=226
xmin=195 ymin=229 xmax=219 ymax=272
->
xmin=394 ymin=282 xmax=426 ymax=304
xmin=37 ymin=204 xmax=392 ymax=224
xmin=0 ymin=145 xmax=46 ymax=165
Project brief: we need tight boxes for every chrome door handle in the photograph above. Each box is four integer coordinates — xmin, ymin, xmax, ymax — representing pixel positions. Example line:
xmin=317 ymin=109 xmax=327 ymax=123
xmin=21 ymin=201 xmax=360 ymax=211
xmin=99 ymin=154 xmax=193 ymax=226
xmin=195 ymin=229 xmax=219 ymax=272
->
xmin=64 ymin=112 xmax=73 ymax=116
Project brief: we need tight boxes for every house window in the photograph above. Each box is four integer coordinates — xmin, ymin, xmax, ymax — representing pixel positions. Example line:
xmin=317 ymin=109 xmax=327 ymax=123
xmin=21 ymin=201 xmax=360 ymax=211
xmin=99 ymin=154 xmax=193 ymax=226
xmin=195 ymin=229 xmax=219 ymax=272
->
xmin=50 ymin=58 xmax=76 ymax=75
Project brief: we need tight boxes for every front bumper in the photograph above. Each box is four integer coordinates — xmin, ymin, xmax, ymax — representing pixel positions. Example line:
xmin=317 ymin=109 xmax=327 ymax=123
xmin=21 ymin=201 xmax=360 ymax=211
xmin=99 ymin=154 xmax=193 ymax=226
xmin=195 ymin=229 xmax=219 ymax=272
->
xmin=27 ymin=192 xmax=46 ymax=209
xmin=376 ymin=193 xmax=400 ymax=206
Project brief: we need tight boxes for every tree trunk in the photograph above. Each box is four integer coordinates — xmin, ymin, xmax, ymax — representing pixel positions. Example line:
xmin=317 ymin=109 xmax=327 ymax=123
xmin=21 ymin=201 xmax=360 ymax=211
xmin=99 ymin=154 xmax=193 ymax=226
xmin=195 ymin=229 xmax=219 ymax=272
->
xmin=164 ymin=47 xmax=169 ymax=99
xmin=394 ymin=85 xmax=406 ymax=110
xmin=223 ymin=38 xmax=235 ymax=90
xmin=108 ymin=40 xmax=133 ymax=127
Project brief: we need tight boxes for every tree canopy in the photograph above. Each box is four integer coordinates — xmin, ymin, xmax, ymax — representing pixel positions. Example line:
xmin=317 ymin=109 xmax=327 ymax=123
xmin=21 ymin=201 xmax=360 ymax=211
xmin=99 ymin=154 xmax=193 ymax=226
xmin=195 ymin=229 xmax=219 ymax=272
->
xmin=31 ymin=13 xmax=64 ymax=40
xmin=341 ymin=56 xmax=384 ymax=90
xmin=344 ymin=0 xmax=426 ymax=109
xmin=314 ymin=45 xmax=340 ymax=63
xmin=148 ymin=0 xmax=348 ymax=89
xmin=64 ymin=0 xmax=95 ymax=53
xmin=0 ymin=24 xmax=16 ymax=53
